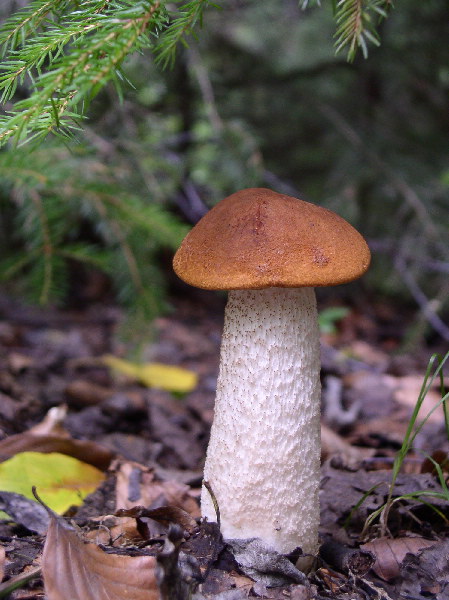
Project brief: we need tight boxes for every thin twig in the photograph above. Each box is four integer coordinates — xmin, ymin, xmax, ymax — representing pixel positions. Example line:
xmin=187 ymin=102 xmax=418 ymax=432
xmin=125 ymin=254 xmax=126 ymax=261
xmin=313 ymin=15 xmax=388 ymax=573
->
xmin=319 ymin=103 xmax=447 ymax=258
xmin=203 ymin=480 xmax=220 ymax=528
xmin=394 ymin=255 xmax=449 ymax=341
xmin=187 ymin=44 xmax=223 ymax=134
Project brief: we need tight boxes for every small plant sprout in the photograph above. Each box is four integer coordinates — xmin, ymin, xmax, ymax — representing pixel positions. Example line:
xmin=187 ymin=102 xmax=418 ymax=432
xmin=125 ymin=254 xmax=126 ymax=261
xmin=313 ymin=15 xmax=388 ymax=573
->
xmin=173 ymin=188 xmax=370 ymax=562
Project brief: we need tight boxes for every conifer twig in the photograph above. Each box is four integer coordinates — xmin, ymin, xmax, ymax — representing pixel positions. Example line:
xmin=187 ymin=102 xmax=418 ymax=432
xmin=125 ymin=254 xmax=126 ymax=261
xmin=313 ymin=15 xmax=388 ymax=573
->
xmin=0 ymin=1 xmax=166 ymax=146
xmin=154 ymin=0 xmax=218 ymax=68
xmin=334 ymin=0 xmax=391 ymax=61
xmin=318 ymin=102 xmax=445 ymax=252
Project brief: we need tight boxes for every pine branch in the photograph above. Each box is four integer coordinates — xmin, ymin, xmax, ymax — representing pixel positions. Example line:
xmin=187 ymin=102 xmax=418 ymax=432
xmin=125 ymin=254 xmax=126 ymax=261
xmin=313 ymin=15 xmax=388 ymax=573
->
xmin=0 ymin=0 xmax=69 ymax=55
xmin=0 ymin=0 xmax=221 ymax=147
xmin=0 ymin=140 xmax=189 ymax=314
xmin=334 ymin=0 xmax=392 ymax=61
xmin=0 ymin=1 xmax=168 ymax=146
xmin=300 ymin=0 xmax=322 ymax=9
xmin=155 ymin=0 xmax=220 ymax=68
xmin=0 ymin=0 xmax=391 ymax=149
xmin=86 ymin=192 xmax=145 ymax=294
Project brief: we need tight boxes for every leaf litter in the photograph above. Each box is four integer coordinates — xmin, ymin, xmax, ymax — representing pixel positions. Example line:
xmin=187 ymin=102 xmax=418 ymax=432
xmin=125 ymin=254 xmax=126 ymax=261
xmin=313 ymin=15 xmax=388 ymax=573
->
xmin=42 ymin=509 xmax=160 ymax=600
xmin=0 ymin=293 xmax=449 ymax=598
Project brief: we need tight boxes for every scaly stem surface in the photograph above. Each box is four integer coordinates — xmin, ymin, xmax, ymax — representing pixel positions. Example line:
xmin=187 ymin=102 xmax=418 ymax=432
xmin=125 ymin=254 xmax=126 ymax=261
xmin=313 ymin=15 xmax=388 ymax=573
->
xmin=201 ymin=287 xmax=321 ymax=556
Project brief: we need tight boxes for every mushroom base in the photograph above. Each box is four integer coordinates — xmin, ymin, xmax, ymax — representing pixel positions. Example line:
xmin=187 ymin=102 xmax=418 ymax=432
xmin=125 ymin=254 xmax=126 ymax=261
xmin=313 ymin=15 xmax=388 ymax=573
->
xmin=201 ymin=287 xmax=321 ymax=558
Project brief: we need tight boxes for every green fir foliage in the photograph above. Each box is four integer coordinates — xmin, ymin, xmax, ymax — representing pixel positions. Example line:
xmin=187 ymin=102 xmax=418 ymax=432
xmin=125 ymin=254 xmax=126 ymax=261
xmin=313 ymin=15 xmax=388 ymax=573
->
xmin=0 ymin=140 xmax=189 ymax=330
xmin=0 ymin=0 xmax=218 ymax=146
xmin=155 ymin=0 xmax=220 ymax=68
xmin=0 ymin=0 xmax=394 ymax=147
xmin=334 ymin=0 xmax=393 ymax=61
xmin=301 ymin=0 xmax=393 ymax=61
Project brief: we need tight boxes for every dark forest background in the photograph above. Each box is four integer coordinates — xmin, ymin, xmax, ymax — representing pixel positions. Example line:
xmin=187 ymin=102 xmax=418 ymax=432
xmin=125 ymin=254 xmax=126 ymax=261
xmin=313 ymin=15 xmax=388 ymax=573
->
xmin=1 ymin=0 xmax=448 ymax=348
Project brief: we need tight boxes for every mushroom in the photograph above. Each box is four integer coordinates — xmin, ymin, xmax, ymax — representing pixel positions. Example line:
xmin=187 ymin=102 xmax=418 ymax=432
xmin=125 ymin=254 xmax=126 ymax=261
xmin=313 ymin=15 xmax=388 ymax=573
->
xmin=173 ymin=188 xmax=370 ymax=561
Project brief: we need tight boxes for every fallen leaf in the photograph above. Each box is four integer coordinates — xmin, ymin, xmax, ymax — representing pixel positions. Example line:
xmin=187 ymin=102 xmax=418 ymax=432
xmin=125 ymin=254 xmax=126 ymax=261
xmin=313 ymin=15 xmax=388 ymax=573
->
xmin=321 ymin=423 xmax=374 ymax=465
xmin=393 ymin=375 xmax=448 ymax=424
xmin=361 ymin=537 xmax=436 ymax=581
xmin=84 ymin=515 xmax=143 ymax=546
xmin=0 ymin=433 xmax=114 ymax=470
xmin=346 ymin=341 xmax=390 ymax=367
xmin=0 ymin=451 xmax=105 ymax=514
xmin=317 ymin=567 xmax=346 ymax=595
xmin=8 ymin=352 xmax=35 ymax=373
xmin=115 ymin=505 xmax=198 ymax=535
xmin=65 ymin=379 xmax=114 ymax=406
xmin=42 ymin=513 xmax=159 ymax=600
xmin=115 ymin=461 xmax=200 ymax=518
xmin=400 ymin=538 xmax=449 ymax=598
xmin=231 ymin=574 xmax=255 ymax=591
xmin=102 ymin=355 xmax=198 ymax=393
xmin=0 ymin=490 xmax=50 ymax=534
xmin=228 ymin=538 xmax=308 ymax=587
xmin=421 ymin=450 xmax=449 ymax=475
xmin=320 ymin=463 xmax=448 ymax=541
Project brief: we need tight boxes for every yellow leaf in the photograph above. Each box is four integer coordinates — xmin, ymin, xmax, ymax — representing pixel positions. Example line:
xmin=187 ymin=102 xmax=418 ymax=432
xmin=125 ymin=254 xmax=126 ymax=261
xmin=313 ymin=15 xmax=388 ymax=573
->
xmin=102 ymin=355 xmax=198 ymax=393
xmin=0 ymin=451 xmax=105 ymax=514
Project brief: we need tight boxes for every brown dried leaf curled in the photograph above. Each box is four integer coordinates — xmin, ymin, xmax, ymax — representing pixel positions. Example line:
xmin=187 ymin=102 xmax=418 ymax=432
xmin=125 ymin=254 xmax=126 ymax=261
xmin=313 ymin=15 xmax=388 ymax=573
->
xmin=42 ymin=513 xmax=160 ymax=600
xmin=361 ymin=537 xmax=436 ymax=582
xmin=115 ymin=505 xmax=198 ymax=534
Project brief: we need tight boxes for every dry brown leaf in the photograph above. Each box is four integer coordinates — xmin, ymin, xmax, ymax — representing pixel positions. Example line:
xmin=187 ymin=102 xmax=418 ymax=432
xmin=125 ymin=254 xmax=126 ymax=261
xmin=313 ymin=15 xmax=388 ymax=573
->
xmin=42 ymin=513 xmax=159 ymax=600
xmin=421 ymin=450 xmax=449 ymax=475
xmin=346 ymin=341 xmax=390 ymax=367
xmin=65 ymin=380 xmax=114 ymax=407
xmin=393 ymin=375 xmax=448 ymax=423
xmin=0 ymin=433 xmax=114 ymax=470
xmin=317 ymin=567 xmax=346 ymax=594
xmin=115 ymin=461 xmax=200 ymax=518
xmin=231 ymin=574 xmax=254 ymax=591
xmin=350 ymin=413 xmax=410 ymax=449
xmin=116 ymin=505 xmax=198 ymax=534
xmin=321 ymin=424 xmax=374 ymax=464
xmin=361 ymin=537 xmax=436 ymax=582
xmin=0 ymin=404 xmax=114 ymax=470
xmin=8 ymin=352 xmax=35 ymax=373
xmin=84 ymin=515 xmax=143 ymax=546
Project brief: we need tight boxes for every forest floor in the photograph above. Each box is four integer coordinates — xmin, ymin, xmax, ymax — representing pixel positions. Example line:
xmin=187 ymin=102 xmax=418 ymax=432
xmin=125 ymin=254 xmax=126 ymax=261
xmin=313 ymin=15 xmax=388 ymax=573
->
xmin=0 ymin=288 xmax=448 ymax=600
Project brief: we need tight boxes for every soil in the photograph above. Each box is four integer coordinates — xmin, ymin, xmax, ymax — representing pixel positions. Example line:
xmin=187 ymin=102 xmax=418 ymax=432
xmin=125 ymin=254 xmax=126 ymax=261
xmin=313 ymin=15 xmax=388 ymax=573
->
xmin=0 ymin=288 xmax=448 ymax=600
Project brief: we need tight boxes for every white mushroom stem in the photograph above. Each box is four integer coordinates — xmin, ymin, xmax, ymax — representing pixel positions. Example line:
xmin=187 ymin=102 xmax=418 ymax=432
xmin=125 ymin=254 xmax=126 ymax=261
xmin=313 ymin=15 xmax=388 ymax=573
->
xmin=201 ymin=287 xmax=321 ymax=557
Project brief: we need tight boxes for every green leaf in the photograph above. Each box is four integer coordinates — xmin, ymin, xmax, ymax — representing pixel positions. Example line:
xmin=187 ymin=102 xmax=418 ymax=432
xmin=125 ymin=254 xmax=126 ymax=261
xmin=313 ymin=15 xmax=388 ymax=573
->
xmin=318 ymin=306 xmax=350 ymax=334
xmin=0 ymin=451 xmax=105 ymax=514
xmin=0 ymin=0 xmax=168 ymax=146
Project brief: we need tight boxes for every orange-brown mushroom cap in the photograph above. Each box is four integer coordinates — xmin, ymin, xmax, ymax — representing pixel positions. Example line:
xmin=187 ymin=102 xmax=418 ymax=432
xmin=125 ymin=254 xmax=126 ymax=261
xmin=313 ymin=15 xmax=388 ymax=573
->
xmin=173 ymin=188 xmax=371 ymax=290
